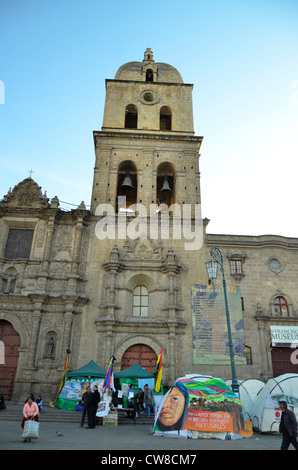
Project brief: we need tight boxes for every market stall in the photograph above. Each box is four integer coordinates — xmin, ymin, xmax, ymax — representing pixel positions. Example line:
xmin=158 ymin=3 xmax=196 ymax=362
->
xmin=114 ymin=362 xmax=157 ymax=408
xmin=56 ymin=360 xmax=106 ymax=410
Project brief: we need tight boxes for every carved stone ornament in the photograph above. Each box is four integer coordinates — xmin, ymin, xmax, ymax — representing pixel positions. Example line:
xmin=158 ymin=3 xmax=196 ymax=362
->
xmin=0 ymin=178 xmax=49 ymax=209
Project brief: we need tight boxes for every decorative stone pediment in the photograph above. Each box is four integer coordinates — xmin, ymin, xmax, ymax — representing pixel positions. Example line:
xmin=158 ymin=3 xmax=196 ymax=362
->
xmin=121 ymin=237 xmax=164 ymax=261
xmin=1 ymin=178 xmax=49 ymax=209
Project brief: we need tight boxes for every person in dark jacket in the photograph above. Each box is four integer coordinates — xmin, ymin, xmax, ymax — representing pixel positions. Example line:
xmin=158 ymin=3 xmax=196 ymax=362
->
xmin=80 ymin=386 xmax=93 ymax=428
xmin=87 ymin=385 xmax=101 ymax=429
xmin=126 ymin=396 xmax=137 ymax=423
xmin=279 ymin=400 xmax=298 ymax=450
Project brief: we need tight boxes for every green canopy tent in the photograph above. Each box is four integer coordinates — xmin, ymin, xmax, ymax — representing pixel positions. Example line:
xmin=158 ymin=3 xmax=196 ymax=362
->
xmin=114 ymin=362 xmax=162 ymax=408
xmin=56 ymin=360 xmax=106 ymax=410
xmin=66 ymin=360 xmax=106 ymax=378
xmin=114 ymin=362 xmax=154 ymax=379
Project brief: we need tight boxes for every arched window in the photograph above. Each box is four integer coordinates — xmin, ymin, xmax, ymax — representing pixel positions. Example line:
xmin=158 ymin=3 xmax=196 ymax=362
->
xmin=156 ymin=161 xmax=175 ymax=209
xmin=146 ymin=69 xmax=153 ymax=82
xmin=273 ymin=296 xmax=289 ymax=316
xmin=160 ymin=106 xmax=172 ymax=131
xmin=133 ymin=286 xmax=149 ymax=317
xmin=116 ymin=160 xmax=137 ymax=212
xmin=125 ymin=104 xmax=138 ymax=129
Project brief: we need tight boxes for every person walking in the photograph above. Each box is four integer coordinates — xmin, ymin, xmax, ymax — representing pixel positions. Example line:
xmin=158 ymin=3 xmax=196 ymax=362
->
xmin=21 ymin=396 xmax=39 ymax=442
xmin=80 ymin=386 xmax=93 ymax=428
xmin=144 ymin=384 xmax=154 ymax=418
xmin=87 ymin=385 xmax=101 ymax=429
xmin=279 ymin=400 xmax=298 ymax=450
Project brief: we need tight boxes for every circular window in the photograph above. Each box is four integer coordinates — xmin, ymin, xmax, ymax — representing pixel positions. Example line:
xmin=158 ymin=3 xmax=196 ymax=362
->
xmin=143 ymin=92 xmax=154 ymax=102
xmin=269 ymin=258 xmax=281 ymax=272
xmin=139 ymin=90 xmax=159 ymax=105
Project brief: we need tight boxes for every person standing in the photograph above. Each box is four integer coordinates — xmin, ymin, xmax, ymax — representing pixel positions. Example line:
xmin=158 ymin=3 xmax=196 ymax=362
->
xmin=144 ymin=384 xmax=154 ymax=418
xmin=21 ymin=396 xmax=39 ymax=442
xmin=80 ymin=386 xmax=93 ymax=428
xmin=87 ymin=385 xmax=101 ymax=429
xmin=279 ymin=400 xmax=298 ymax=450
xmin=136 ymin=388 xmax=144 ymax=413
xmin=36 ymin=395 xmax=43 ymax=412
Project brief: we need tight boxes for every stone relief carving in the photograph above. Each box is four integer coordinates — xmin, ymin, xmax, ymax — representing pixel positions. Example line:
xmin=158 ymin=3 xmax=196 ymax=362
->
xmin=0 ymin=178 xmax=49 ymax=209
xmin=121 ymin=237 xmax=164 ymax=261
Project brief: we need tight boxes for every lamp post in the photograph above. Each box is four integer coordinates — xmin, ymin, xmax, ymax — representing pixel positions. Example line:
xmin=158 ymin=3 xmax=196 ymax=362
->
xmin=205 ymin=247 xmax=239 ymax=394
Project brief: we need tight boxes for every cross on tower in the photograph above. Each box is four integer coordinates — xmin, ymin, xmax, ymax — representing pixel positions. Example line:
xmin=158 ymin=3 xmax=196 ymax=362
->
xmin=28 ymin=169 xmax=34 ymax=178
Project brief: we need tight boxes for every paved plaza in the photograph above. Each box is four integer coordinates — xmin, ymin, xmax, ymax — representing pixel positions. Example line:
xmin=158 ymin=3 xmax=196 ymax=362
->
xmin=0 ymin=408 xmax=292 ymax=453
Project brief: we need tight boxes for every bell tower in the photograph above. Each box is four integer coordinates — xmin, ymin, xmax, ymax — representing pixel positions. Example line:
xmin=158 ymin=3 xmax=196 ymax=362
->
xmin=91 ymin=49 xmax=203 ymax=214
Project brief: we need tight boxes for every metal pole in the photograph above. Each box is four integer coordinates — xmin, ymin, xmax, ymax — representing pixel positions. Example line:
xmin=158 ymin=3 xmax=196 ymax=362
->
xmin=210 ymin=247 xmax=239 ymax=394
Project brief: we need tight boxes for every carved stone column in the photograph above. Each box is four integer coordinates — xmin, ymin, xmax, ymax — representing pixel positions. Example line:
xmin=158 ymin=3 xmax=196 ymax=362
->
xmin=168 ymin=325 xmax=176 ymax=385
xmin=61 ymin=306 xmax=74 ymax=365
xmin=27 ymin=301 xmax=43 ymax=369
xmin=72 ymin=220 xmax=84 ymax=275
xmin=41 ymin=218 xmax=55 ymax=273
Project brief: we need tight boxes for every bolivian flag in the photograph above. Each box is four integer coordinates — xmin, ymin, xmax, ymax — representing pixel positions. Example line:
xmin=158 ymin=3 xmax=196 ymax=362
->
xmin=154 ymin=348 xmax=162 ymax=392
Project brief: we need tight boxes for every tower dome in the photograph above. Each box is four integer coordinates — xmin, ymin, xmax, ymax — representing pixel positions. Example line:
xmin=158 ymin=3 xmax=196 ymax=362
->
xmin=114 ymin=48 xmax=184 ymax=84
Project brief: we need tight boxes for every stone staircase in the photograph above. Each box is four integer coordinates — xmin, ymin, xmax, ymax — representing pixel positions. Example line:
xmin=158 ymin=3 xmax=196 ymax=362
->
xmin=0 ymin=403 xmax=155 ymax=426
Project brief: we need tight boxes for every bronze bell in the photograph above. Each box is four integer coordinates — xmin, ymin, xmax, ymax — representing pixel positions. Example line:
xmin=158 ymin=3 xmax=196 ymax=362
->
xmin=120 ymin=170 xmax=134 ymax=191
xmin=161 ymin=174 xmax=171 ymax=192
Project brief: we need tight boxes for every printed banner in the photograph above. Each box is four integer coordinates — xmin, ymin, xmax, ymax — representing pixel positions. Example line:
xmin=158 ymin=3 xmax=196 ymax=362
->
xmin=154 ymin=377 xmax=252 ymax=437
xmin=56 ymin=378 xmax=104 ymax=410
xmin=191 ymin=284 xmax=246 ymax=365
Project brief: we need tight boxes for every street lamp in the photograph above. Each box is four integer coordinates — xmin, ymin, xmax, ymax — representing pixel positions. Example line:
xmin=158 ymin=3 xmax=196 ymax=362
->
xmin=205 ymin=247 xmax=239 ymax=395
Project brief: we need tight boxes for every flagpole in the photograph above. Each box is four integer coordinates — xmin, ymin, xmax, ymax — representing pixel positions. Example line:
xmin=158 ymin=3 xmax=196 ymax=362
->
xmin=49 ymin=349 xmax=71 ymax=407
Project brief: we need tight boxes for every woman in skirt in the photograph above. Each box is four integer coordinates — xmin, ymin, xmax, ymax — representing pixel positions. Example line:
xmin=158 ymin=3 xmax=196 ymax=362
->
xmin=22 ymin=396 xmax=39 ymax=442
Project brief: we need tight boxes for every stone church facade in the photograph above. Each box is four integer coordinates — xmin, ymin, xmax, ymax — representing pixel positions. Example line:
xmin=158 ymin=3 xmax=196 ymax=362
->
xmin=1 ymin=49 xmax=297 ymax=402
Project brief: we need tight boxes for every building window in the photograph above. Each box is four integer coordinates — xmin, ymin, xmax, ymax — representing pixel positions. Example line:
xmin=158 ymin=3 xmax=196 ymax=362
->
xmin=125 ymin=104 xmax=138 ymax=129
xmin=146 ymin=69 xmax=153 ymax=82
xmin=230 ymin=259 xmax=243 ymax=274
xmin=156 ymin=161 xmax=175 ymax=209
xmin=4 ymin=229 xmax=34 ymax=259
xmin=160 ymin=106 xmax=172 ymax=131
xmin=273 ymin=296 xmax=289 ymax=316
xmin=116 ymin=160 xmax=137 ymax=212
xmin=245 ymin=346 xmax=252 ymax=365
xmin=133 ymin=286 xmax=148 ymax=317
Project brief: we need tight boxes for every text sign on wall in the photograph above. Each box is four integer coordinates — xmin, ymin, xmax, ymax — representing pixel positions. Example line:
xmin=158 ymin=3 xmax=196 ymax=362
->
xmin=191 ymin=284 xmax=246 ymax=365
xmin=270 ymin=326 xmax=298 ymax=346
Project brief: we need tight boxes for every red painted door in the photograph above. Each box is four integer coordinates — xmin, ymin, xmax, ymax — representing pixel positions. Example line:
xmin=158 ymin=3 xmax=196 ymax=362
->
xmin=121 ymin=344 xmax=157 ymax=374
xmin=271 ymin=347 xmax=297 ymax=377
xmin=0 ymin=320 xmax=21 ymax=399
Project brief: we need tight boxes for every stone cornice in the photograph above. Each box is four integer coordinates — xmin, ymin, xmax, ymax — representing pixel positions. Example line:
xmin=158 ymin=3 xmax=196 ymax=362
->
xmin=206 ymin=233 xmax=298 ymax=250
xmin=93 ymin=130 xmax=203 ymax=146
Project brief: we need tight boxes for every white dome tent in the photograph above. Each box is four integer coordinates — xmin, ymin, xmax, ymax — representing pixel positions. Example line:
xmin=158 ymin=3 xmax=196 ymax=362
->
xmin=226 ymin=379 xmax=265 ymax=418
xmin=250 ymin=373 xmax=298 ymax=433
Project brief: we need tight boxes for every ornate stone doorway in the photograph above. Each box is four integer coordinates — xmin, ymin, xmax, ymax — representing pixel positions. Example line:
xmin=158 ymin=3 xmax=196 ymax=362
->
xmin=121 ymin=343 xmax=157 ymax=374
xmin=0 ymin=320 xmax=21 ymax=399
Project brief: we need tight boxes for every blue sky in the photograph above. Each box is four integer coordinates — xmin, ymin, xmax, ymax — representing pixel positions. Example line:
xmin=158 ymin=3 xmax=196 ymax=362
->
xmin=1 ymin=0 xmax=298 ymax=236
